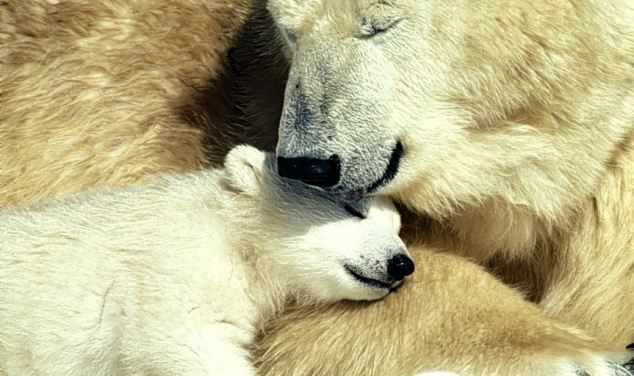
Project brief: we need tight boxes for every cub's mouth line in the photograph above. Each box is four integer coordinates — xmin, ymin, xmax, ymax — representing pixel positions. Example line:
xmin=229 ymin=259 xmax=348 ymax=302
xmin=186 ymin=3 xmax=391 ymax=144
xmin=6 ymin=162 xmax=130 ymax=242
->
xmin=344 ymin=264 xmax=393 ymax=290
xmin=338 ymin=141 xmax=403 ymax=202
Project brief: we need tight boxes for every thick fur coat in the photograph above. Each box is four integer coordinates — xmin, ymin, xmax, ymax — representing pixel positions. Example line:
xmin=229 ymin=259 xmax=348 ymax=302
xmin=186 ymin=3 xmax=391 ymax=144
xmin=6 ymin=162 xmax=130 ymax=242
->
xmin=0 ymin=145 xmax=407 ymax=375
xmin=0 ymin=0 xmax=252 ymax=206
xmin=0 ymin=0 xmax=632 ymax=375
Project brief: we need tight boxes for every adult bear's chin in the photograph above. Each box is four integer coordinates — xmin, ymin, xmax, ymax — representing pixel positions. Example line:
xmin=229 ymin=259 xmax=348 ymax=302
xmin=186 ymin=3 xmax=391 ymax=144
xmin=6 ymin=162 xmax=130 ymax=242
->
xmin=332 ymin=141 xmax=404 ymax=203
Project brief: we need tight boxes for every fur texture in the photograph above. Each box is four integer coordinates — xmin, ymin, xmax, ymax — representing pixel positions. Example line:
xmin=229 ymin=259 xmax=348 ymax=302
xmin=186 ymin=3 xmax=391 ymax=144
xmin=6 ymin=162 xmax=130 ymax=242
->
xmin=255 ymin=246 xmax=630 ymax=375
xmin=240 ymin=0 xmax=634 ymax=374
xmin=0 ymin=0 xmax=632 ymax=375
xmin=0 ymin=0 xmax=252 ymax=206
xmin=0 ymin=145 xmax=407 ymax=375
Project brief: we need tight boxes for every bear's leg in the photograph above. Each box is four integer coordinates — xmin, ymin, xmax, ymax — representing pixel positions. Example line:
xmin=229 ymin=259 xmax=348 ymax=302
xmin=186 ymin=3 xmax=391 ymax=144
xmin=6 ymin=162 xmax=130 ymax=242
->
xmin=254 ymin=246 xmax=631 ymax=376
xmin=119 ymin=325 xmax=255 ymax=375
xmin=538 ymin=150 xmax=633 ymax=349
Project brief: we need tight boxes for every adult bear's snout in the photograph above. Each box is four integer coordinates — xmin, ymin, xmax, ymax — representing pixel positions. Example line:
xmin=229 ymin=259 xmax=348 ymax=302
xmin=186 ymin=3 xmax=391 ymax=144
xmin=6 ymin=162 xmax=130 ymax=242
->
xmin=277 ymin=154 xmax=341 ymax=188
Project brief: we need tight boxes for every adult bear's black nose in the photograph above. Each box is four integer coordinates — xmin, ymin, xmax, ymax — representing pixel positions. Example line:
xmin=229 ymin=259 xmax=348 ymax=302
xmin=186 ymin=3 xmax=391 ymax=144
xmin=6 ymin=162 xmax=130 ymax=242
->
xmin=277 ymin=155 xmax=341 ymax=188
xmin=387 ymin=254 xmax=415 ymax=281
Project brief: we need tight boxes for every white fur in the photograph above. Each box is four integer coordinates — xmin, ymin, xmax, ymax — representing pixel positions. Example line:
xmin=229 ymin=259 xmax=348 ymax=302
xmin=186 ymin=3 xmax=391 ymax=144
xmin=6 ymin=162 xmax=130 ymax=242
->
xmin=0 ymin=145 xmax=408 ymax=375
xmin=270 ymin=0 xmax=633 ymax=258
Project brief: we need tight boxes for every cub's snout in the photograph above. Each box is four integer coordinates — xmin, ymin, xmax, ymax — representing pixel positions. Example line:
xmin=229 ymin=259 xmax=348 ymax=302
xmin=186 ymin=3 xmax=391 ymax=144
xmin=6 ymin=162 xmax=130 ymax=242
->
xmin=343 ymin=247 xmax=414 ymax=299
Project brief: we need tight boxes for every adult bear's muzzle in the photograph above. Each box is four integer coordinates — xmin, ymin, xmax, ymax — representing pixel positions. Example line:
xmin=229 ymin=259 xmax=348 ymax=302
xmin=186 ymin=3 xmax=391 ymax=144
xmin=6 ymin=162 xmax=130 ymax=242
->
xmin=275 ymin=39 xmax=400 ymax=201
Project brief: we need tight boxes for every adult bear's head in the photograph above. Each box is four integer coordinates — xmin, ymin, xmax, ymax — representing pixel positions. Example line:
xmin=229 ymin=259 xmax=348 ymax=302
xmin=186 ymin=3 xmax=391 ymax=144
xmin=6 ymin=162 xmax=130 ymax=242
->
xmin=269 ymin=0 xmax=631 ymax=219
xmin=271 ymin=0 xmax=410 ymax=202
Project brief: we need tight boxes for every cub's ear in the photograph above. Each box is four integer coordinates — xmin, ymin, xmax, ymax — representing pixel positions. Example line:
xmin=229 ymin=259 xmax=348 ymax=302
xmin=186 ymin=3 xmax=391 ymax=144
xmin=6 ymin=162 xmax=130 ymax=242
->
xmin=224 ymin=145 xmax=267 ymax=196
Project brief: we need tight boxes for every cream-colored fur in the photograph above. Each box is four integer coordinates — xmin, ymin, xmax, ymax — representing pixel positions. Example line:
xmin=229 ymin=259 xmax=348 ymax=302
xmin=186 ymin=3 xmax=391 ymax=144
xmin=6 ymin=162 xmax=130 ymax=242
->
xmin=0 ymin=0 xmax=253 ymax=207
xmin=1 ymin=0 xmax=632 ymax=375
xmin=0 ymin=145 xmax=407 ymax=375
xmin=256 ymin=245 xmax=631 ymax=376
xmin=256 ymin=0 xmax=634 ymax=374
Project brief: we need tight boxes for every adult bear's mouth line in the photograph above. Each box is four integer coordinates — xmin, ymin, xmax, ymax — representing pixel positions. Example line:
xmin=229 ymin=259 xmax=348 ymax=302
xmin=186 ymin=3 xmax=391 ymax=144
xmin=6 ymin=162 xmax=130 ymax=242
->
xmin=368 ymin=140 xmax=404 ymax=193
xmin=338 ymin=141 xmax=403 ymax=202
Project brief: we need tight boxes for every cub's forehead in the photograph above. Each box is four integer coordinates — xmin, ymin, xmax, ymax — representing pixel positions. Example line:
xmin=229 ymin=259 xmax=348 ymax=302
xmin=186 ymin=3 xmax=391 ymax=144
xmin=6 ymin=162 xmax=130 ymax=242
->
xmin=267 ymin=0 xmax=408 ymax=34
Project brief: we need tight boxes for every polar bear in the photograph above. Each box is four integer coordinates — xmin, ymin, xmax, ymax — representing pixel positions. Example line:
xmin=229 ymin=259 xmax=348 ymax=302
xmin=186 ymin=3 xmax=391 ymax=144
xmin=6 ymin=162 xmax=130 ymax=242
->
xmin=231 ymin=0 xmax=633 ymax=375
xmin=0 ymin=145 xmax=412 ymax=375
xmin=1 ymin=0 xmax=633 ymax=375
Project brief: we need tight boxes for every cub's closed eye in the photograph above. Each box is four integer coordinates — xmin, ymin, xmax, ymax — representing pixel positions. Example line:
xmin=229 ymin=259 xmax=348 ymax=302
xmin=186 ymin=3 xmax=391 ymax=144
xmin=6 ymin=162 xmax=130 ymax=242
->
xmin=359 ymin=17 xmax=403 ymax=38
xmin=344 ymin=204 xmax=366 ymax=219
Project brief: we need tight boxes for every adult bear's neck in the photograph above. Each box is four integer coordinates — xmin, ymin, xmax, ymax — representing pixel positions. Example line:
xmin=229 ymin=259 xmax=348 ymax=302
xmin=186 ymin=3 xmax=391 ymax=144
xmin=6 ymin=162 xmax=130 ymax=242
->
xmin=415 ymin=128 xmax=633 ymax=264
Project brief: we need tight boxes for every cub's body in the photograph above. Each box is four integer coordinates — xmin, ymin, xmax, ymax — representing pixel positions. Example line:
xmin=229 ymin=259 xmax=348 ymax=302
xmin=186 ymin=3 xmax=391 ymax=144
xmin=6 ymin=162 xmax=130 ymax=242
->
xmin=0 ymin=146 xmax=408 ymax=375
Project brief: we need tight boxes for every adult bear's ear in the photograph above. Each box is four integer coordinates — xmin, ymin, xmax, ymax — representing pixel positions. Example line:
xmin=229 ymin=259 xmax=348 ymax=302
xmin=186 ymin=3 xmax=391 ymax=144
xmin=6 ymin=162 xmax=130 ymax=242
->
xmin=224 ymin=145 xmax=267 ymax=196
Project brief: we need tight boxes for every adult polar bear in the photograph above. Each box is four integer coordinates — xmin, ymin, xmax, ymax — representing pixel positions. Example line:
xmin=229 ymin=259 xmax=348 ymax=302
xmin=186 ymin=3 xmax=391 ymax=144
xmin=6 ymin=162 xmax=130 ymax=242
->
xmin=251 ymin=0 xmax=634 ymax=374
xmin=0 ymin=0 xmax=632 ymax=375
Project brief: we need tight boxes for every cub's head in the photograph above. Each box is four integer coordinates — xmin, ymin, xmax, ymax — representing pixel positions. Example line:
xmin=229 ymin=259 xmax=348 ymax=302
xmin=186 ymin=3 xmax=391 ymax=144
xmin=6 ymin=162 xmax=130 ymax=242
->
xmin=268 ymin=0 xmax=625 ymax=217
xmin=224 ymin=145 xmax=414 ymax=301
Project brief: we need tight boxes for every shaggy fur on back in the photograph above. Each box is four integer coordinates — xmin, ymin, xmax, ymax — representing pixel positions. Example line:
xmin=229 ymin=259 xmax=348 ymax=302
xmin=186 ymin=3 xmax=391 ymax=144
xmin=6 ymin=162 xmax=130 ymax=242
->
xmin=0 ymin=0 xmax=253 ymax=206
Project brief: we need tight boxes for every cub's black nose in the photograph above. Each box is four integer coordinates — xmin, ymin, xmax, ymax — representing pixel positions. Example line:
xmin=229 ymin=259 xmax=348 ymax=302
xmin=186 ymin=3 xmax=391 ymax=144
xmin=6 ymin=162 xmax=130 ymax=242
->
xmin=277 ymin=155 xmax=341 ymax=188
xmin=387 ymin=254 xmax=415 ymax=281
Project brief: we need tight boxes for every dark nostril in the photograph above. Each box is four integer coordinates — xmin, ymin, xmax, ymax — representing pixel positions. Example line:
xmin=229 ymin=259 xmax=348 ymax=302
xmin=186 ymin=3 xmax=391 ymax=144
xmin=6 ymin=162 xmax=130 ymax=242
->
xmin=277 ymin=155 xmax=341 ymax=188
xmin=387 ymin=253 xmax=415 ymax=281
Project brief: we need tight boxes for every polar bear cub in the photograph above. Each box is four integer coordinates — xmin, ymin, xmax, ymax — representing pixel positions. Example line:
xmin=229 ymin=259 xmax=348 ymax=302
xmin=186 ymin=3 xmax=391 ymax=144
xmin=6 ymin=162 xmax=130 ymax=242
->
xmin=0 ymin=145 xmax=413 ymax=376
